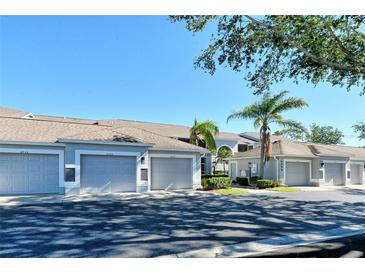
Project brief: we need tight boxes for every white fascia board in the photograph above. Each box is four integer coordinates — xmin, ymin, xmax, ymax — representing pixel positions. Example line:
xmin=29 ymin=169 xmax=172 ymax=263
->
xmin=58 ymin=138 xmax=154 ymax=147
xmin=317 ymin=153 xmax=351 ymax=158
xmin=215 ymin=137 xmax=252 ymax=145
xmin=0 ymin=140 xmax=65 ymax=147
xmin=228 ymin=154 xmax=318 ymax=161
xmin=149 ymin=147 xmax=205 ymax=153
xmin=279 ymin=154 xmax=317 ymax=159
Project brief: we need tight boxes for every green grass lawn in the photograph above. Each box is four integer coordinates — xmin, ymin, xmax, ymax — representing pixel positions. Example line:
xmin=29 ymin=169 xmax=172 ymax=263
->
xmin=212 ymin=188 xmax=250 ymax=195
xmin=267 ymin=187 xmax=302 ymax=192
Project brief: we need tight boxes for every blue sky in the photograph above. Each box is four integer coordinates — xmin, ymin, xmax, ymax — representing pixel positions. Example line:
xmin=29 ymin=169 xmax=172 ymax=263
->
xmin=0 ymin=16 xmax=364 ymax=146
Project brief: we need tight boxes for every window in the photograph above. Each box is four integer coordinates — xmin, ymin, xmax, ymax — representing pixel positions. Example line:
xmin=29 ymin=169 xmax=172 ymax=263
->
xmin=319 ymin=169 xmax=324 ymax=180
xmin=141 ymin=157 xmax=146 ymax=165
xmin=238 ymin=144 xmax=248 ymax=152
xmin=141 ymin=168 xmax=148 ymax=181
xmin=201 ymin=157 xmax=206 ymax=174
xmin=65 ymin=167 xmax=76 ymax=182
xmin=347 ymin=170 xmax=351 ymax=179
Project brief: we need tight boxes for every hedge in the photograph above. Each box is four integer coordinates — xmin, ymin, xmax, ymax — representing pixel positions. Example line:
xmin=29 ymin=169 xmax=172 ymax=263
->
xmin=202 ymin=174 xmax=228 ymax=179
xmin=203 ymin=177 xmax=232 ymax=190
xmin=256 ymin=179 xmax=281 ymax=189
xmin=236 ymin=177 xmax=249 ymax=186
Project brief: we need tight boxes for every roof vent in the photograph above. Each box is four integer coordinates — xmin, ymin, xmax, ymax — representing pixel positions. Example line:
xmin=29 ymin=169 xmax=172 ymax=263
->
xmin=22 ymin=113 xmax=34 ymax=119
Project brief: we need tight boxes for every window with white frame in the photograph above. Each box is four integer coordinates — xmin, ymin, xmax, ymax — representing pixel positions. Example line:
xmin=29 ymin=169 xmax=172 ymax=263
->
xmin=65 ymin=165 xmax=76 ymax=182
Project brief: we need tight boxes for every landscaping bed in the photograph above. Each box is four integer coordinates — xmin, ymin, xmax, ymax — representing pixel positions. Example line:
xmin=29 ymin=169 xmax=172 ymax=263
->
xmin=267 ymin=187 xmax=302 ymax=192
xmin=211 ymin=188 xmax=250 ymax=195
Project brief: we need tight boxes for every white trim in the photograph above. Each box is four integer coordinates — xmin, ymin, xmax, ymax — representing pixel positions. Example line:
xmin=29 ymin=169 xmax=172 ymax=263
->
xmin=64 ymin=164 xmax=77 ymax=184
xmin=321 ymin=159 xmax=349 ymax=164
xmin=0 ymin=147 xmax=65 ymax=189
xmin=217 ymin=144 xmax=234 ymax=154
xmin=59 ymin=138 xmax=153 ymax=147
xmin=321 ymin=159 xmax=350 ymax=186
xmin=283 ymin=159 xmax=312 ymax=185
xmin=148 ymin=153 xmax=199 ymax=191
xmin=229 ymin=161 xmax=237 ymax=179
xmin=75 ymin=150 xmax=141 ymax=193
xmin=322 ymin=162 xmax=348 ymax=186
xmin=228 ymin=155 xmax=317 ymax=161
xmin=149 ymin=147 xmax=206 ymax=153
xmin=0 ymin=140 xmax=65 ymax=147
xmin=349 ymin=162 xmax=364 ymax=185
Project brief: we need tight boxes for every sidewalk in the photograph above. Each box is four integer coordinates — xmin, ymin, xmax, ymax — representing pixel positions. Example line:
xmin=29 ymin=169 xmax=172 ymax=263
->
xmin=242 ymin=185 xmax=365 ymax=195
xmin=158 ymin=223 xmax=365 ymax=258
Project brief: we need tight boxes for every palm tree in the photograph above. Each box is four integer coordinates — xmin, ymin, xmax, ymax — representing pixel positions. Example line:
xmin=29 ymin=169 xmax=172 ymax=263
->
xmin=214 ymin=146 xmax=233 ymax=174
xmin=227 ymin=90 xmax=308 ymax=178
xmin=190 ymin=119 xmax=219 ymax=153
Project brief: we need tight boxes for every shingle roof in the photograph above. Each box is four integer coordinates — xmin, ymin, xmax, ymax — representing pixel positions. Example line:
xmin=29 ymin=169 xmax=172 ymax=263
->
xmin=0 ymin=106 xmax=33 ymax=118
xmin=0 ymin=116 xmax=207 ymax=152
xmin=101 ymin=119 xmax=253 ymax=144
xmin=35 ymin=114 xmax=98 ymax=125
xmin=240 ymin=132 xmax=287 ymax=142
xmin=228 ymin=139 xmax=365 ymax=160
xmin=0 ymin=107 xmax=250 ymax=151
xmin=308 ymin=143 xmax=365 ymax=160
xmin=31 ymin=110 xmax=252 ymax=144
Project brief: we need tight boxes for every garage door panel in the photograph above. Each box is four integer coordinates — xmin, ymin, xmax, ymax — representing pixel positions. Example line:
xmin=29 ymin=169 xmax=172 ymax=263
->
xmin=350 ymin=164 xmax=362 ymax=185
xmin=80 ymin=155 xmax=136 ymax=194
xmin=151 ymin=158 xmax=193 ymax=190
xmin=285 ymin=162 xmax=310 ymax=186
xmin=0 ymin=153 xmax=59 ymax=195
xmin=325 ymin=163 xmax=344 ymax=186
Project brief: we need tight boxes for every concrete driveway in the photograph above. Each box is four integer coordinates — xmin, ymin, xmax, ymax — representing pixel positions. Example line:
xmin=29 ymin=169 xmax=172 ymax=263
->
xmin=0 ymin=188 xmax=365 ymax=258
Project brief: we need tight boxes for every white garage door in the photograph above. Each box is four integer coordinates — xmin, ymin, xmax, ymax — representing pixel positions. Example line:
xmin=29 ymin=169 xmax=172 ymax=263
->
xmin=151 ymin=157 xmax=193 ymax=190
xmin=325 ymin=163 xmax=344 ymax=186
xmin=80 ymin=155 xmax=136 ymax=194
xmin=350 ymin=164 xmax=362 ymax=185
xmin=0 ymin=153 xmax=59 ymax=195
xmin=285 ymin=161 xmax=310 ymax=186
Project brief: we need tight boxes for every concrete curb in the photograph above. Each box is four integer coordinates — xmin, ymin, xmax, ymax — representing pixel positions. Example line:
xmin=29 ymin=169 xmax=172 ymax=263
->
xmin=157 ymin=224 xmax=365 ymax=258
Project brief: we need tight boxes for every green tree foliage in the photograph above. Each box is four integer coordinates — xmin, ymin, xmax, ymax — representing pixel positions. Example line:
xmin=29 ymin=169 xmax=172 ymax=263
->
xmin=353 ymin=121 xmax=365 ymax=140
xmin=170 ymin=16 xmax=365 ymax=95
xmin=214 ymin=146 xmax=233 ymax=173
xmin=274 ymin=127 xmax=309 ymax=141
xmin=308 ymin=123 xmax=344 ymax=144
xmin=190 ymin=119 xmax=219 ymax=153
xmin=227 ymin=90 xmax=308 ymax=178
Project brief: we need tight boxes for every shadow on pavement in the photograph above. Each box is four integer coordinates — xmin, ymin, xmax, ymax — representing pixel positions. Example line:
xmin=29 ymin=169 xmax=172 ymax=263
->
xmin=1 ymin=192 xmax=365 ymax=257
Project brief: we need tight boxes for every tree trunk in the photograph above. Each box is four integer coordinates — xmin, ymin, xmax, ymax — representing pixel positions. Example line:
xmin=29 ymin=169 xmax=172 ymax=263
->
xmin=259 ymin=126 xmax=267 ymax=179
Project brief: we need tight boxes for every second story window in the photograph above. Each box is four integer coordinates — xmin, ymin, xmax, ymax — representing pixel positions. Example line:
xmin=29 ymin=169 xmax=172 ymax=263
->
xmin=238 ymin=144 xmax=248 ymax=152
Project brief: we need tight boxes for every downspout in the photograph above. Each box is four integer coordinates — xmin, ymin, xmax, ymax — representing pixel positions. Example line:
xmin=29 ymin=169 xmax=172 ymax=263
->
xmin=274 ymin=156 xmax=279 ymax=181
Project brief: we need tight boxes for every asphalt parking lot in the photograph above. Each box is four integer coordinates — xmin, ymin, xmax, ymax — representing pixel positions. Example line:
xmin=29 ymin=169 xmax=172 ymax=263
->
xmin=1 ymin=188 xmax=365 ymax=257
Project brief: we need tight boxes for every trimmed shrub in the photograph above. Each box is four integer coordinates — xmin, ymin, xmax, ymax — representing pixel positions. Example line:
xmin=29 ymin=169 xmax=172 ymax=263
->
xmin=202 ymin=174 xmax=228 ymax=179
xmin=250 ymin=176 xmax=262 ymax=185
xmin=257 ymin=179 xmax=280 ymax=189
xmin=214 ymin=170 xmax=229 ymax=177
xmin=204 ymin=177 xmax=232 ymax=190
xmin=236 ymin=177 xmax=249 ymax=186
xmin=201 ymin=177 xmax=209 ymax=189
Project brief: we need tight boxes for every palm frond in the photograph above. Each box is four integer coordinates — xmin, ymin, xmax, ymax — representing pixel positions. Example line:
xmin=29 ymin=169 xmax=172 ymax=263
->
xmin=271 ymin=97 xmax=308 ymax=115
xmin=275 ymin=119 xmax=308 ymax=134
xmin=189 ymin=119 xmax=219 ymax=152
xmin=227 ymin=104 xmax=261 ymax=123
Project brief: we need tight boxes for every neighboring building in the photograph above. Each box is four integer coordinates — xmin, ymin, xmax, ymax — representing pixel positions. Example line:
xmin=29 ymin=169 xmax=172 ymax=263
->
xmin=227 ymin=139 xmax=365 ymax=186
xmin=95 ymin=119 xmax=257 ymax=174
xmin=0 ymin=107 xmax=209 ymax=196
xmin=0 ymin=106 xmax=262 ymax=196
